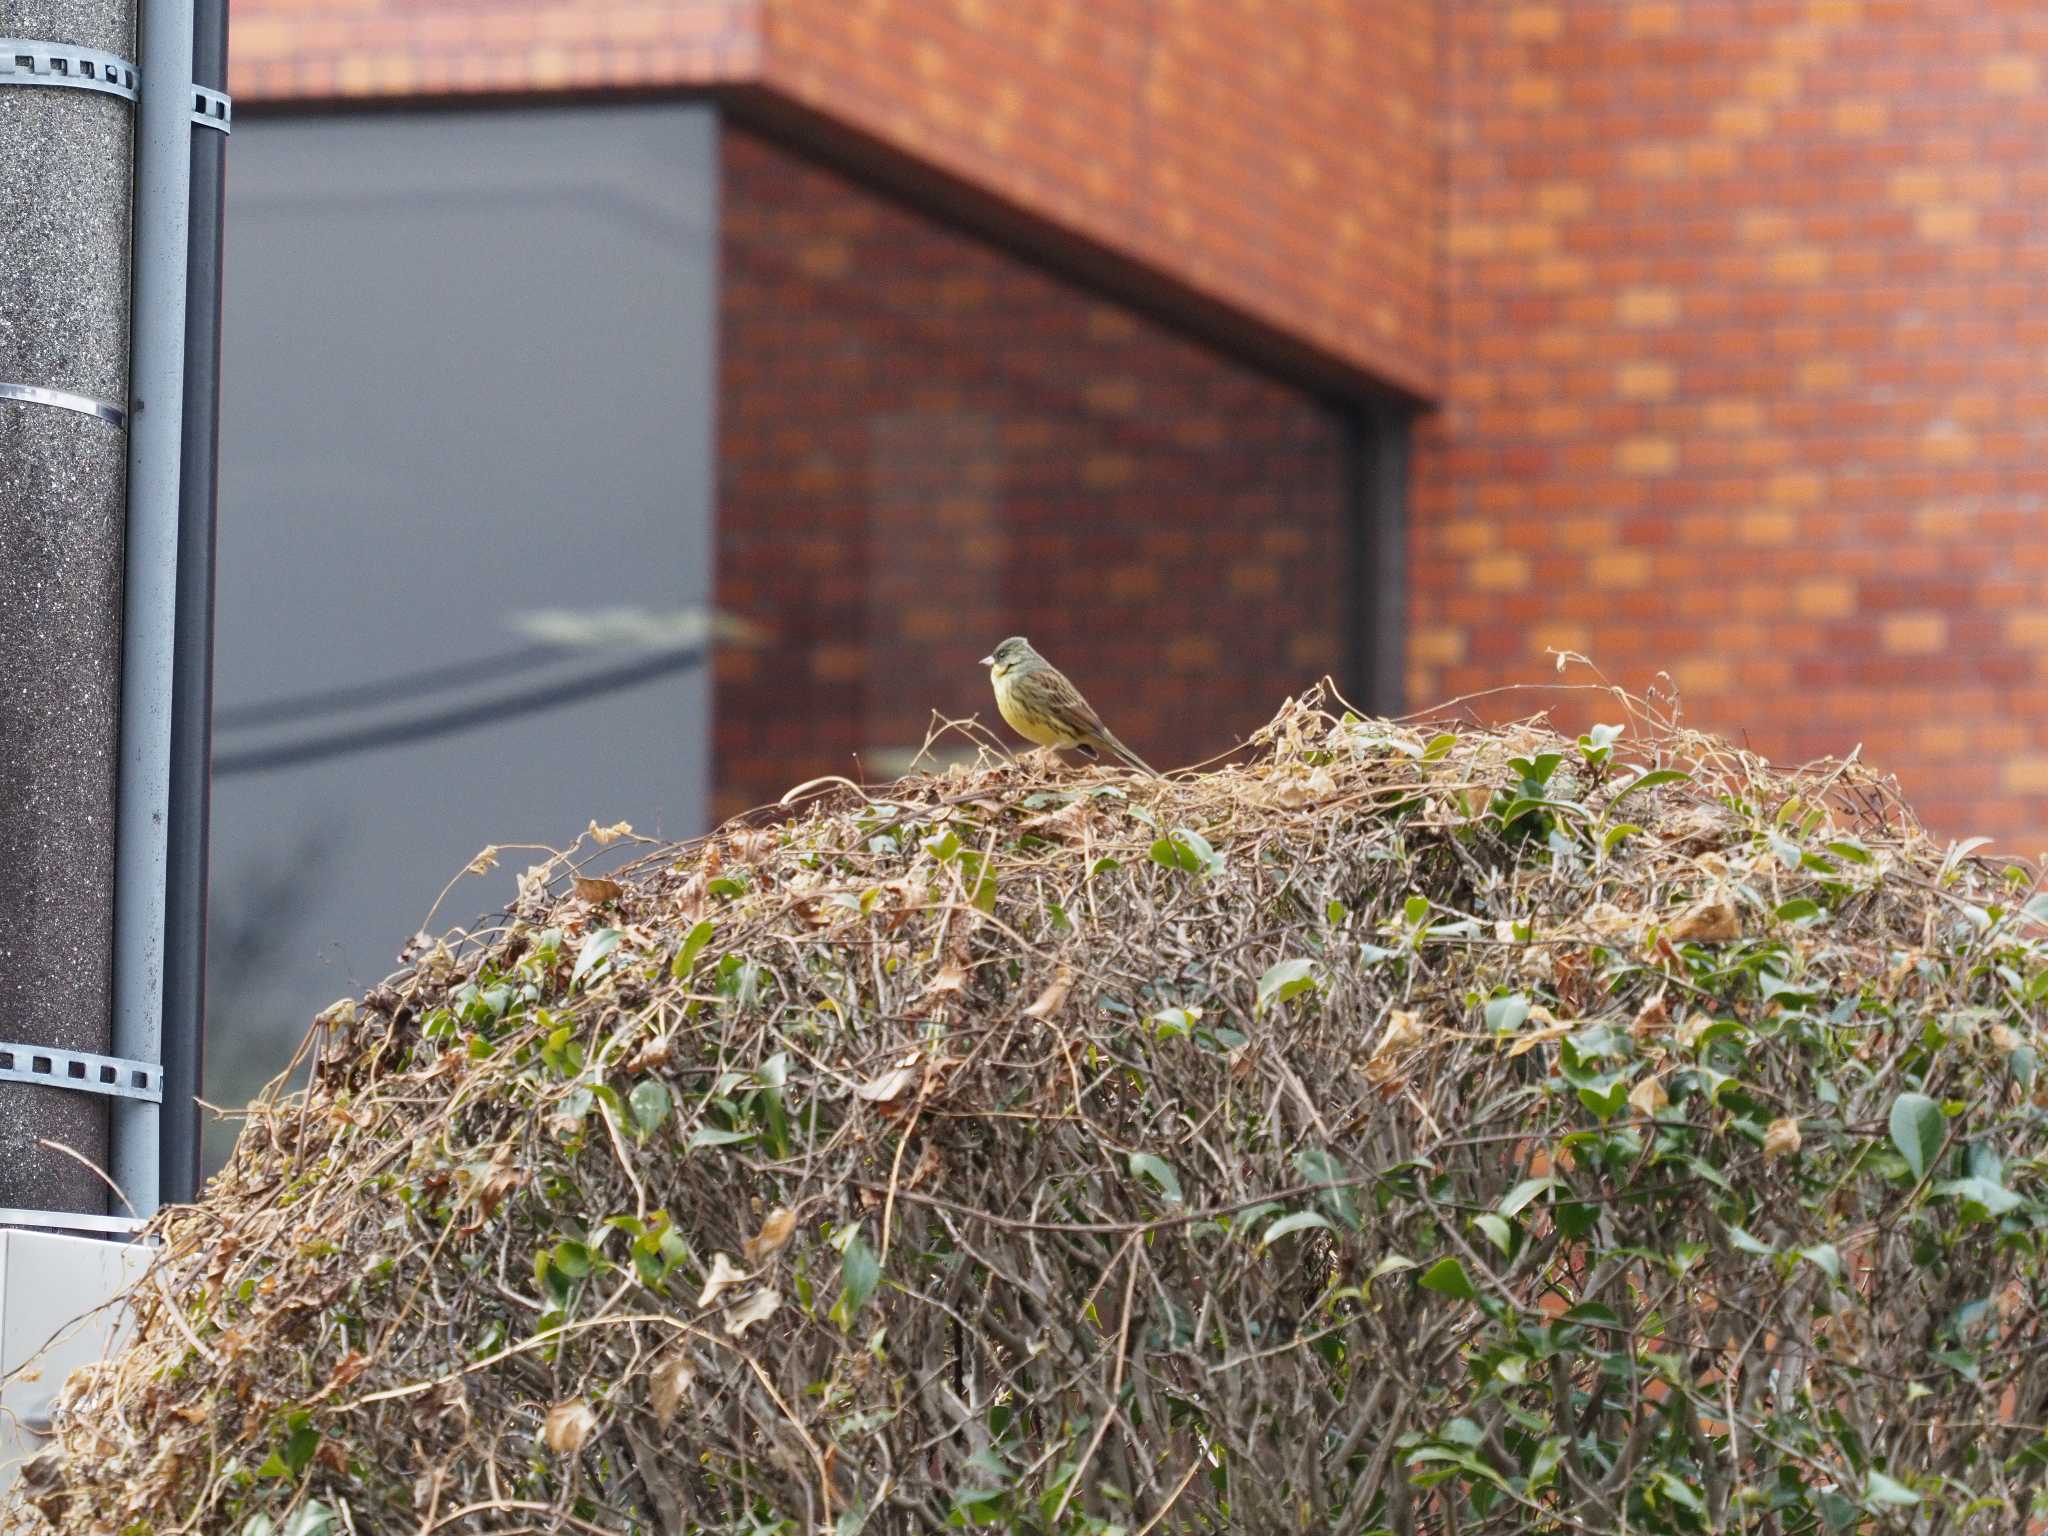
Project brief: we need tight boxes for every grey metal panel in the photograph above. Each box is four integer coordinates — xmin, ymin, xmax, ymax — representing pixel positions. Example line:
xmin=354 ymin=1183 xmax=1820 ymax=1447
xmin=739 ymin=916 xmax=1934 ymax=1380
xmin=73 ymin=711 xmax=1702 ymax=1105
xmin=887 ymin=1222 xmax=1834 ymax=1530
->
xmin=205 ymin=106 xmax=719 ymax=1155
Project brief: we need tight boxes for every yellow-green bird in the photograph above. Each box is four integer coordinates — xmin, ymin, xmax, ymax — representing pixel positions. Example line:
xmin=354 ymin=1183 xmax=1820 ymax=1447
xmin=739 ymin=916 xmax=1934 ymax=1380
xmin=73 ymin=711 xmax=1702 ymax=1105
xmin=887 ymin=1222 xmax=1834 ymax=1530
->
xmin=979 ymin=636 xmax=1156 ymax=775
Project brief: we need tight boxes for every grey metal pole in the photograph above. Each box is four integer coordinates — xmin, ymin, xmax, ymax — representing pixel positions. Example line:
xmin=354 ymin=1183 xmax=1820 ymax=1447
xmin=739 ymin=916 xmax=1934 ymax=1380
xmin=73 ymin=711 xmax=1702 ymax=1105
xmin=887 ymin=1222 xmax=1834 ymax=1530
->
xmin=161 ymin=0 xmax=228 ymax=1207
xmin=111 ymin=0 xmax=198 ymax=1218
xmin=0 ymin=6 xmax=140 ymax=1220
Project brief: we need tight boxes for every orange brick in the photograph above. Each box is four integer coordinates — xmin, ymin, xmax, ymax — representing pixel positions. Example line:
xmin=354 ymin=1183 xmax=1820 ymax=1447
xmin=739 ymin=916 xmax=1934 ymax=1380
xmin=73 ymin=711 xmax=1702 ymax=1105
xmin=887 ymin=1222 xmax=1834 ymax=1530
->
xmin=1881 ymin=613 xmax=1947 ymax=654
xmin=1508 ymin=75 xmax=1562 ymax=110
xmin=1770 ymin=246 xmax=1832 ymax=283
xmin=1793 ymin=579 xmax=1856 ymax=618
xmin=2006 ymin=613 xmax=2048 ymax=649
xmin=1679 ymin=656 xmax=1737 ymax=693
xmin=2002 ymin=758 xmax=2048 ymax=794
xmin=1447 ymin=223 xmax=1500 ymax=257
xmin=1504 ymin=220 xmax=1558 ymax=254
xmin=1798 ymin=358 xmax=1855 ymax=393
xmin=1712 ymin=102 xmax=1772 ymax=140
xmin=1533 ymin=256 xmax=1591 ymax=290
xmin=1527 ymin=622 xmax=1592 ymax=654
xmin=1830 ymin=98 xmax=1888 ymax=136
xmin=1412 ymin=626 xmax=1468 ymax=665
xmin=1739 ymin=510 xmax=1800 ymax=545
xmin=1536 ymin=182 xmax=1593 ymax=218
xmin=1615 ymin=437 xmax=1679 ymax=475
xmin=1626 ymin=2 xmax=1682 ymax=35
xmin=1618 ymin=361 xmax=1677 ymax=400
xmin=1626 ymin=143 xmax=1682 ymax=179
xmin=1983 ymin=54 xmax=2041 ymax=96
xmin=1704 ymin=398 xmax=1764 ymax=433
xmin=1916 ymin=205 xmax=1980 ymax=243
xmin=1470 ymin=553 xmax=1532 ymax=591
xmin=1617 ymin=287 xmax=1680 ymax=327
xmin=1768 ymin=471 xmax=1825 ymax=506
xmin=1889 ymin=168 xmax=1946 ymax=207
xmin=1590 ymin=549 xmax=1653 ymax=587
xmin=1506 ymin=6 xmax=1564 ymax=40
xmin=1919 ymin=427 xmax=1977 ymax=465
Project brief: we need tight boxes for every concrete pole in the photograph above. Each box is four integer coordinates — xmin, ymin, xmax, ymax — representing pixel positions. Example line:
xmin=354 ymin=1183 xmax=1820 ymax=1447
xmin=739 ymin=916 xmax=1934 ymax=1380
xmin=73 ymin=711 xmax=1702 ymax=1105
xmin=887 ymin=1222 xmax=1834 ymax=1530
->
xmin=0 ymin=1 xmax=139 ymax=1218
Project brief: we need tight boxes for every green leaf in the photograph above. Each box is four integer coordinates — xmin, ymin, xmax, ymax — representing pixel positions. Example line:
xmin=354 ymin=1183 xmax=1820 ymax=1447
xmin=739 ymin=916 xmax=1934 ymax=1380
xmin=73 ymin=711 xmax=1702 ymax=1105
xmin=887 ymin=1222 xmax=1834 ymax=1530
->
xmin=572 ymin=927 xmax=622 ymax=985
xmin=1774 ymin=897 xmax=1824 ymax=924
xmin=1865 ymin=1469 xmax=1921 ymax=1507
xmin=1325 ymin=898 xmax=1349 ymax=924
xmin=1293 ymin=1148 xmax=1359 ymax=1229
xmin=628 ymin=1079 xmax=672 ymax=1137
xmin=1888 ymin=1091 xmax=1944 ymax=1180
xmin=1256 ymin=957 xmax=1318 ymax=1012
xmin=283 ymin=1503 xmax=338 ymax=1536
xmin=1498 ymin=1177 xmax=1556 ymax=1218
xmin=1421 ymin=732 xmax=1458 ymax=762
xmin=688 ymin=1124 xmax=755 ymax=1150
xmin=1149 ymin=1006 xmax=1201 ymax=1039
xmin=1726 ymin=1225 xmax=1776 ymax=1257
xmin=1262 ymin=1210 xmax=1333 ymax=1245
xmin=552 ymin=1240 xmax=594 ymax=1278
xmin=1799 ymin=1243 xmax=1842 ymax=1281
xmin=1472 ymin=1213 xmax=1513 ymax=1255
xmin=831 ymin=1232 xmax=882 ymax=1330
xmin=1370 ymin=1253 xmax=1416 ymax=1280
xmin=1601 ymin=822 xmax=1642 ymax=855
xmin=1610 ymin=768 xmax=1691 ymax=805
xmin=1128 ymin=1152 xmax=1183 ymax=1205
xmin=1934 ymin=1176 xmax=2023 ymax=1215
xmin=1418 ymin=1257 xmax=1479 ymax=1301
xmin=670 ymin=918 xmax=714 ymax=980
xmin=1655 ymin=1471 xmax=1705 ymax=1515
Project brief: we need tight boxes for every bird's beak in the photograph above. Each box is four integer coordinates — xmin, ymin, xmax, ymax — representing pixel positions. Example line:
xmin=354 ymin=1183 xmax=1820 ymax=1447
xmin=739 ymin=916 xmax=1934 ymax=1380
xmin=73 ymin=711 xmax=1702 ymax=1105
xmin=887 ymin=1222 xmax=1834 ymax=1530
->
xmin=978 ymin=654 xmax=995 ymax=668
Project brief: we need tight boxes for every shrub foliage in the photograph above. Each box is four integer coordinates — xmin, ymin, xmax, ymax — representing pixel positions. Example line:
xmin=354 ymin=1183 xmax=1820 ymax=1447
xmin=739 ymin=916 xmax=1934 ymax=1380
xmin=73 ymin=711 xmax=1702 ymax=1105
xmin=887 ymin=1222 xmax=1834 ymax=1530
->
xmin=12 ymin=688 xmax=2048 ymax=1535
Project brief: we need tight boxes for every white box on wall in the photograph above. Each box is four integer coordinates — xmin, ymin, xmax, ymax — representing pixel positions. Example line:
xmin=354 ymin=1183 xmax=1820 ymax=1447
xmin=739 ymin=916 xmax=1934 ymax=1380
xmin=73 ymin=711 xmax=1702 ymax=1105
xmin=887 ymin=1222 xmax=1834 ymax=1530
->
xmin=0 ymin=1229 xmax=151 ymax=1502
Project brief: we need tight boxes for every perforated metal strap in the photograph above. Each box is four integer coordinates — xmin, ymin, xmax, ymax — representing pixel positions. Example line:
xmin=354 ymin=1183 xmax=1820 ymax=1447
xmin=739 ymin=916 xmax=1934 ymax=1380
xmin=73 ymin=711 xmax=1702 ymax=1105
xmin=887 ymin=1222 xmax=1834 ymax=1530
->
xmin=0 ymin=1042 xmax=161 ymax=1102
xmin=0 ymin=381 xmax=128 ymax=427
xmin=0 ymin=39 xmax=139 ymax=104
xmin=192 ymin=83 xmax=230 ymax=132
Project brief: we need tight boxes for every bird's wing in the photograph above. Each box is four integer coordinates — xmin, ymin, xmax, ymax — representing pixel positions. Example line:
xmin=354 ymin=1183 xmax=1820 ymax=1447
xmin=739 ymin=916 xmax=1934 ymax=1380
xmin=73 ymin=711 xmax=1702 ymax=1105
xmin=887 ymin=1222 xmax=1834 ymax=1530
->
xmin=1041 ymin=669 xmax=1156 ymax=776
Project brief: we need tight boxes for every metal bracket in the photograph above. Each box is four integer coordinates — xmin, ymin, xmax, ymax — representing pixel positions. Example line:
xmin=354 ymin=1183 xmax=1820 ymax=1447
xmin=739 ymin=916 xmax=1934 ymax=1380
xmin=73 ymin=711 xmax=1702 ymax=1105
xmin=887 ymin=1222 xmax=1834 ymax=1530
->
xmin=0 ymin=1043 xmax=160 ymax=1103
xmin=0 ymin=39 xmax=139 ymax=104
xmin=0 ymin=381 xmax=128 ymax=428
xmin=191 ymin=83 xmax=230 ymax=132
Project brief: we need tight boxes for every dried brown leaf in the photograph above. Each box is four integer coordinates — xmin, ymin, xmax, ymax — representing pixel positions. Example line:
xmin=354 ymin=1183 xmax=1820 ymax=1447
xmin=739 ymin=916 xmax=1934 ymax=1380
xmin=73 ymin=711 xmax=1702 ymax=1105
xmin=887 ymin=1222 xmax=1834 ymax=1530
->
xmin=742 ymin=1207 xmax=797 ymax=1265
xmin=543 ymin=1399 xmax=598 ymax=1455
xmin=1668 ymin=899 xmax=1741 ymax=944
xmin=723 ymin=1288 xmax=780 ymax=1337
xmin=1763 ymin=1116 xmax=1802 ymax=1159
xmin=465 ymin=845 xmax=500 ymax=876
xmin=587 ymin=819 xmax=634 ymax=845
xmin=696 ymin=1252 xmax=750 ymax=1309
xmin=1628 ymin=1073 xmax=1669 ymax=1117
xmin=573 ymin=875 xmax=624 ymax=905
xmin=1023 ymin=968 xmax=1072 ymax=1020
xmin=648 ymin=1354 xmax=696 ymax=1429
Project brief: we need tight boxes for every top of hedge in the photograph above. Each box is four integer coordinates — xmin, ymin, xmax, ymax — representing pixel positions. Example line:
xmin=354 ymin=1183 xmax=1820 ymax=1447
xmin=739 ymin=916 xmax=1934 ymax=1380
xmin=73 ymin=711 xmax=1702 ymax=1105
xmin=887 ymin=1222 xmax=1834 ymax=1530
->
xmin=11 ymin=684 xmax=2048 ymax=1536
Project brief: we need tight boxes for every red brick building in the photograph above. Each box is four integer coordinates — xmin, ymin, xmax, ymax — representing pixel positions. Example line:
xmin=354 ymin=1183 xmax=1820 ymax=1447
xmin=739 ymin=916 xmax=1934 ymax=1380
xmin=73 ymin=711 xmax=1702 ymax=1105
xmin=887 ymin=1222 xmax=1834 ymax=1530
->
xmin=228 ymin=0 xmax=2048 ymax=851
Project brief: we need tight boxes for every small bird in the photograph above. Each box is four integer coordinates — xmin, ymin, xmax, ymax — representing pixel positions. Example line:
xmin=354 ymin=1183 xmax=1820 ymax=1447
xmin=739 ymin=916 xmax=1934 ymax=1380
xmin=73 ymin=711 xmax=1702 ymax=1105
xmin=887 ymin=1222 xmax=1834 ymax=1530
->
xmin=979 ymin=636 xmax=1156 ymax=775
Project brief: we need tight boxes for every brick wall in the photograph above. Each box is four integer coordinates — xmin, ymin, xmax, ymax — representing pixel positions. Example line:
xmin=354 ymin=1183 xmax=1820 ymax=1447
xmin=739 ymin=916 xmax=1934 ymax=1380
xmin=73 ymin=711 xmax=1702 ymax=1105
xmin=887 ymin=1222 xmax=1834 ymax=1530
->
xmin=228 ymin=0 xmax=1439 ymax=400
xmin=714 ymin=128 xmax=1348 ymax=818
xmin=1413 ymin=0 xmax=2048 ymax=851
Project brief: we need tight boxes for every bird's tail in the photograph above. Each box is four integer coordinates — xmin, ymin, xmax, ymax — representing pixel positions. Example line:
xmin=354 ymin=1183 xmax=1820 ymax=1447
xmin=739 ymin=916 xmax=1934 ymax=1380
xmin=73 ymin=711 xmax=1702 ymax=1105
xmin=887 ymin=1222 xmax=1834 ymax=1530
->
xmin=1098 ymin=731 xmax=1157 ymax=777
